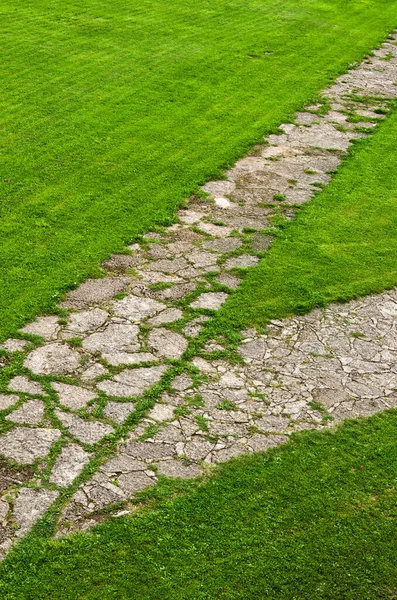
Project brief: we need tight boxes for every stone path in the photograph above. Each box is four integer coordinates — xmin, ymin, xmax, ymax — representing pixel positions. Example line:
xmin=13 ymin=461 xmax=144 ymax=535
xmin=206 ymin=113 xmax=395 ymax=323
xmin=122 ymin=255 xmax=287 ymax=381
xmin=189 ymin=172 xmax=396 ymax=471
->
xmin=1 ymin=33 xmax=397 ymax=557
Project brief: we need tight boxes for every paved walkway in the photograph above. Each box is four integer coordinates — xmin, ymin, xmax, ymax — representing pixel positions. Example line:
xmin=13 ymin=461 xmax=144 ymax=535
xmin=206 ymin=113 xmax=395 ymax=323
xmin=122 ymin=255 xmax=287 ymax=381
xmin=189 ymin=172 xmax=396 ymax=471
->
xmin=1 ymin=33 xmax=397 ymax=556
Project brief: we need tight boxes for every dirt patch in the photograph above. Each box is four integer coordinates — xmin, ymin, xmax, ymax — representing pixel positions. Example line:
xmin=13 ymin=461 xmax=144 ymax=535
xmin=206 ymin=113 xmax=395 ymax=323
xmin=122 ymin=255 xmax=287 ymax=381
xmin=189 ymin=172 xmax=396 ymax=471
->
xmin=0 ymin=460 xmax=34 ymax=493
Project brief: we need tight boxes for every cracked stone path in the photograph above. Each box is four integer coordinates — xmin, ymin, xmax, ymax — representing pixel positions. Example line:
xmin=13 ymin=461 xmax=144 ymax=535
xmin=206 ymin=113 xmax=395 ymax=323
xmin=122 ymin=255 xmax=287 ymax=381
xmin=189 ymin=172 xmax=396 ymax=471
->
xmin=1 ymin=32 xmax=397 ymax=556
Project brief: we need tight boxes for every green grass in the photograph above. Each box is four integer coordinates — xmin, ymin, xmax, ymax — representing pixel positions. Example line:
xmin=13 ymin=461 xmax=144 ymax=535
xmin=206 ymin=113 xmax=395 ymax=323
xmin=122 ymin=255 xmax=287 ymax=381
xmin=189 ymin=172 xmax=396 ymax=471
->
xmin=1 ymin=0 xmax=397 ymax=339
xmin=2 ymin=411 xmax=397 ymax=599
xmin=215 ymin=105 xmax=397 ymax=331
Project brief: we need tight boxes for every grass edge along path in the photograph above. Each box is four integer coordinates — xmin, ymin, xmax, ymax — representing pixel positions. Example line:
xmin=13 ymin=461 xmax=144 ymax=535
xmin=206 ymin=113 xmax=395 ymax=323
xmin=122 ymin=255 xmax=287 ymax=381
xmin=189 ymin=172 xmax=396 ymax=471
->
xmin=214 ymin=101 xmax=397 ymax=333
xmin=2 ymin=0 xmax=397 ymax=339
xmin=1 ymin=411 xmax=397 ymax=599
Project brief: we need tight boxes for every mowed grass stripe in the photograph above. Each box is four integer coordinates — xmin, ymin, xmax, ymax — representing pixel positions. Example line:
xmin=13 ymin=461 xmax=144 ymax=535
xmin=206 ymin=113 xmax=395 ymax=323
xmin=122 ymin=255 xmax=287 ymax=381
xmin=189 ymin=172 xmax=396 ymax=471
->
xmin=1 ymin=0 xmax=397 ymax=338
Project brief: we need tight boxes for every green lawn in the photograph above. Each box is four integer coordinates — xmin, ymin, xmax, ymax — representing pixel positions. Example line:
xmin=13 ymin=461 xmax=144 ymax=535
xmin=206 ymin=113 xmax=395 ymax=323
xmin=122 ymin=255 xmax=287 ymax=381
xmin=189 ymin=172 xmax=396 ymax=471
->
xmin=1 ymin=411 xmax=397 ymax=599
xmin=2 ymin=79 xmax=395 ymax=600
xmin=215 ymin=103 xmax=397 ymax=332
xmin=1 ymin=0 xmax=397 ymax=339
xmin=3 ymin=2 xmax=397 ymax=596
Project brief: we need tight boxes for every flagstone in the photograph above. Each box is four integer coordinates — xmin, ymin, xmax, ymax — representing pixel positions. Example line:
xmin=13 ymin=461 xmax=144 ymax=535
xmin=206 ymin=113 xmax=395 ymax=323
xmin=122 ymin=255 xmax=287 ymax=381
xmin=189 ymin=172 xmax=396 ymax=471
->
xmin=55 ymin=410 xmax=114 ymax=445
xmin=0 ymin=500 xmax=9 ymax=522
xmin=80 ymin=363 xmax=108 ymax=381
xmin=67 ymin=308 xmax=109 ymax=333
xmin=147 ymin=308 xmax=183 ymax=326
xmin=190 ymin=292 xmax=228 ymax=310
xmin=156 ymin=282 xmax=196 ymax=301
xmin=97 ymin=365 xmax=168 ymax=398
xmin=102 ymin=352 xmax=157 ymax=367
xmin=183 ymin=315 xmax=210 ymax=337
xmin=148 ymin=328 xmax=188 ymax=359
xmin=124 ymin=441 xmax=176 ymax=460
xmin=0 ymin=395 xmax=19 ymax=411
xmin=80 ymin=472 xmax=126 ymax=509
xmin=216 ymin=273 xmax=241 ymax=289
xmin=0 ymin=428 xmax=61 ymax=464
xmin=148 ymin=404 xmax=175 ymax=422
xmin=187 ymin=250 xmax=218 ymax=268
xmin=197 ymin=222 xmax=233 ymax=237
xmin=202 ymin=238 xmax=242 ymax=253
xmin=60 ymin=277 xmax=130 ymax=309
xmin=251 ymin=233 xmax=274 ymax=252
xmin=50 ymin=444 xmax=92 ymax=487
xmin=8 ymin=376 xmax=45 ymax=396
xmin=0 ymin=339 xmax=29 ymax=352
xmin=156 ymin=460 xmax=202 ymax=479
xmin=147 ymin=258 xmax=189 ymax=274
xmin=21 ymin=316 xmax=60 ymax=341
xmin=24 ymin=344 xmax=81 ymax=376
xmin=53 ymin=382 xmax=97 ymax=410
xmin=14 ymin=488 xmax=59 ymax=537
xmin=117 ymin=471 xmax=156 ymax=495
xmin=184 ymin=441 xmax=214 ymax=461
xmin=6 ymin=400 xmax=45 ymax=425
xmin=225 ymin=255 xmax=259 ymax=269
xmin=101 ymin=455 xmax=147 ymax=475
xmin=103 ymin=401 xmax=135 ymax=424
xmin=83 ymin=323 xmax=140 ymax=354
xmin=171 ymin=374 xmax=193 ymax=392
xmin=111 ymin=295 xmax=166 ymax=322
xmin=102 ymin=254 xmax=146 ymax=273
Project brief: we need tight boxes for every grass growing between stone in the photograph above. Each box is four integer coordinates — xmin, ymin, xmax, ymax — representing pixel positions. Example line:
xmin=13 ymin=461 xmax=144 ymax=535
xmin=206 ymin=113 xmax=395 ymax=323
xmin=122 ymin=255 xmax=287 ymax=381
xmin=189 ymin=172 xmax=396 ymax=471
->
xmin=2 ymin=0 xmax=397 ymax=339
xmin=1 ymin=411 xmax=397 ymax=599
xmin=215 ymin=103 xmax=397 ymax=331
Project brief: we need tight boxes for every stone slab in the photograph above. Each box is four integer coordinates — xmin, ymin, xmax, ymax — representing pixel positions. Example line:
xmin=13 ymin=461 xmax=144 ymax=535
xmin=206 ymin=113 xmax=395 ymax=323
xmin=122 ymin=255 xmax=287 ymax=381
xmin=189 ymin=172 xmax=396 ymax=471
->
xmin=14 ymin=488 xmax=59 ymax=536
xmin=0 ymin=395 xmax=19 ymax=410
xmin=0 ymin=428 xmax=61 ymax=464
xmin=83 ymin=323 xmax=140 ymax=354
xmin=190 ymin=292 xmax=229 ymax=310
xmin=148 ymin=328 xmax=188 ymax=359
xmin=0 ymin=339 xmax=29 ymax=353
xmin=24 ymin=344 xmax=81 ymax=376
xmin=60 ymin=277 xmax=130 ymax=309
xmin=8 ymin=376 xmax=44 ymax=396
xmin=6 ymin=400 xmax=45 ymax=425
xmin=67 ymin=308 xmax=109 ymax=333
xmin=97 ymin=365 xmax=168 ymax=398
xmin=50 ymin=444 xmax=92 ymax=487
xmin=55 ymin=410 xmax=114 ymax=445
xmin=103 ymin=401 xmax=135 ymax=424
xmin=102 ymin=352 xmax=157 ymax=367
xmin=53 ymin=382 xmax=97 ymax=410
xmin=112 ymin=295 xmax=166 ymax=322
xmin=147 ymin=308 xmax=183 ymax=326
xmin=21 ymin=316 xmax=60 ymax=341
